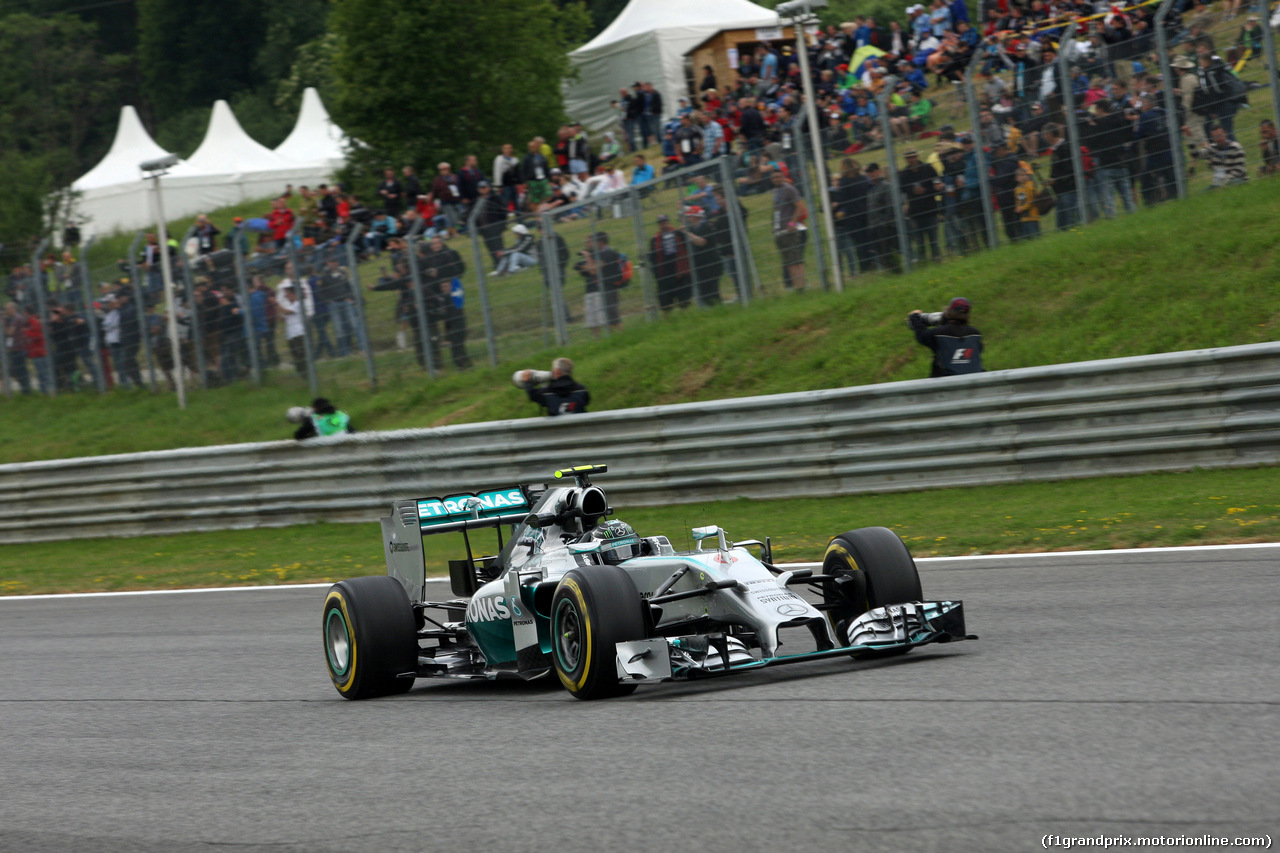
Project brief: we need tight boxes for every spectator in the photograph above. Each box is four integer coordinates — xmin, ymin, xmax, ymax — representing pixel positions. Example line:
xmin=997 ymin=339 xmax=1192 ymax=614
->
xmin=638 ymin=82 xmax=664 ymax=146
xmin=193 ymin=214 xmax=221 ymax=255
xmin=770 ymin=171 xmax=807 ymax=291
xmin=683 ymin=206 xmax=723 ymax=306
xmin=291 ymin=397 xmax=355 ymax=440
xmin=369 ymin=260 xmax=424 ymax=366
xmin=898 ymin=148 xmax=943 ymax=263
xmin=377 ymin=168 xmax=404 ymax=217
xmin=521 ymin=139 xmax=552 ymax=211
xmin=3 ymin=302 xmax=32 ymax=394
xmin=458 ymin=154 xmax=485 ymax=225
xmin=22 ymin=306 xmax=52 ymax=394
xmin=429 ymin=162 xmax=464 ymax=235
xmin=474 ymin=181 xmax=510 ymax=266
xmin=534 ymin=219 xmax=572 ymax=324
xmin=518 ymin=357 xmax=589 ymax=416
xmin=1013 ymin=164 xmax=1040 ymax=241
xmin=494 ymin=223 xmax=538 ymax=276
xmin=1259 ymin=119 xmax=1279 ymax=177
xmin=114 ymin=290 xmax=143 ymax=388
xmin=492 ymin=144 xmax=521 ymax=211
xmin=630 ymin=154 xmax=655 ymax=186
xmin=314 ymin=258 xmax=353 ymax=358
xmin=1083 ymin=100 xmax=1138 ymax=218
xmin=831 ymin=158 xmax=871 ymax=276
xmin=267 ymin=197 xmax=295 ymax=250
xmin=1194 ymin=126 xmax=1247 ymax=188
xmin=648 ymin=213 xmax=693 ymax=312
xmin=574 ymin=231 xmax=624 ymax=336
xmin=419 ymin=234 xmax=471 ymax=370
xmin=276 ymin=266 xmax=314 ymax=378
xmin=1043 ymin=123 xmax=1078 ymax=231
xmin=908 ymin=297 xmax=984 ymax=377
xmin=402 ymin=166 xmax=422 ymax=210
xmin=620 ymin=86 xmax=642 ymax=152
xmin=864 ymin=163 xmax=901 ymax=274
xmin=249 ymin=275 xmax=279 ymax=368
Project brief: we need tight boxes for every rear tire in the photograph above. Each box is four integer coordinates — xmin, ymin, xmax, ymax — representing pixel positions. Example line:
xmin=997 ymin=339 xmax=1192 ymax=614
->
xmin=550 ymin=567 xmax=647 ymax=700
xmin=323 ymin=576 xmax=418 ymax=700
xmin=822 ymin=527 xmax=923 ymax=644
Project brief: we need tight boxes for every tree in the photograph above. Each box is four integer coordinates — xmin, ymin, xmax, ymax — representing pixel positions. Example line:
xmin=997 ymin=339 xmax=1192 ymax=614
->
xmin=137 ymin=0 xmax=267 ymax=118
xmin=0 ymin=13 xmax=131 ymax=246
xmin=330 ymin=0 xmax=589 ymax=185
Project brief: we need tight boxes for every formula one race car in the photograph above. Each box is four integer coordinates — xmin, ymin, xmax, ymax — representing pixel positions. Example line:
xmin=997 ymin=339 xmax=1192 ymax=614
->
xmin=322 ymin=465 xmax=974 ymax=700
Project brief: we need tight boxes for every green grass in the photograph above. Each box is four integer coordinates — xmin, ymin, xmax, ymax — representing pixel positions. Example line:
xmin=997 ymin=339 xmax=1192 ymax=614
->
xmin=2 ymin=465 xmax=1276 ymax=596
xmin=6 ymin=173 xmax=1279 ymax=463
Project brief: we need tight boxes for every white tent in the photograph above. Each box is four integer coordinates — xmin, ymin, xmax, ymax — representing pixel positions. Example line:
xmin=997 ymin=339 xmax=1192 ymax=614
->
xmin=565 ymin=0 xmax=778 ymax=134
xmin=72 ymin=107 xmax=183 ymax=239
xmin=168 ymin=100 xmax=292 ymax=177
xmin=69 ymin=97 xmax=349 ymax=238
xmin=274 ymin=87 xmax=348 ymax=169
xmin=75 ymin=106 xmax=179 ymax=191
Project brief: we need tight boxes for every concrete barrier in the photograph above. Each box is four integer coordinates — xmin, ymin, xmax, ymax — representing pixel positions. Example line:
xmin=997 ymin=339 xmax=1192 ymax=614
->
xmin=1 ymin=341 xmax=1277 ymax=543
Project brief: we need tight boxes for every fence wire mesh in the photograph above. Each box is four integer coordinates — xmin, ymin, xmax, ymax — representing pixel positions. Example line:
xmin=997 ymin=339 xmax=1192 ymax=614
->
xmin=5 ymin=2 xmax=1278 ymax=400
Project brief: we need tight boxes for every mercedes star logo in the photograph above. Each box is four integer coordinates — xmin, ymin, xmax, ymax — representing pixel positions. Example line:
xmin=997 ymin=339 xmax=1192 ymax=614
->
xmin=776 ymin=603 xmax=808 ymax=617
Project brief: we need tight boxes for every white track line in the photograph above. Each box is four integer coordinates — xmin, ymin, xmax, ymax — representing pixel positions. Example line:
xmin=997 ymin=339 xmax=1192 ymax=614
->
xmin=2 ymin=542 xmax=1277 ymax=602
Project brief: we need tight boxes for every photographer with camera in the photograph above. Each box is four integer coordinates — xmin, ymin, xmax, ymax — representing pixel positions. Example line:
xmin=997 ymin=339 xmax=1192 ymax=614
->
xmin=513 ymin=357 xmax=589 ymax=416
xmin=907 ymin=297 xmax=984 ymax=377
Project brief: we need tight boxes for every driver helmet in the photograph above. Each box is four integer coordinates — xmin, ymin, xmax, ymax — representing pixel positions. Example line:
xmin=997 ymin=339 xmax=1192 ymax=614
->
xmin=589 ymin=519 xmax=641 ymax=565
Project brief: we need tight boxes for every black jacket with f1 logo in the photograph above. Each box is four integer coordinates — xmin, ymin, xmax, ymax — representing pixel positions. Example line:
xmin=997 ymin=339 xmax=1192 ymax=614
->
xmin=909 ymin=315 xmax=984 ymax=377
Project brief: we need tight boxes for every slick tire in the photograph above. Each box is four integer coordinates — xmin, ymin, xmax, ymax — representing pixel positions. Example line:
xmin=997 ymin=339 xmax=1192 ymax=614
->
xmin=323 ymin=576 xmax=418 ymax=700
xmin=550 ymin=567 xmax=647 ymax=700
xmin=822 ymin=527 xmax=923 ymax=645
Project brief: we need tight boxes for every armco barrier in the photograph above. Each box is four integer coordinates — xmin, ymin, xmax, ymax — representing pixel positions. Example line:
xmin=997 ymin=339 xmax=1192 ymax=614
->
xmin=1 ymin=342 xmax=1278 ymax=544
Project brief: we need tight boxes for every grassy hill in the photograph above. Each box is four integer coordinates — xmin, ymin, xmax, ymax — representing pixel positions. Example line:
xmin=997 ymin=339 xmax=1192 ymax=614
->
xmin=3 ymin=171 xmax=1277 ymax=464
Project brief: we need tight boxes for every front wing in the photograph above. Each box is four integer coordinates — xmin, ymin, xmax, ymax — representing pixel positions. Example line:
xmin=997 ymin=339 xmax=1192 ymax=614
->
xmin=616 ymin=601 xmax=973 ymax=683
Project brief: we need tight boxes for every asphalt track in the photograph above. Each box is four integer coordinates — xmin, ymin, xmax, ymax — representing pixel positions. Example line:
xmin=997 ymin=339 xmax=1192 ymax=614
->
xmin=2 ymin=546 xmax=1277 ymax=853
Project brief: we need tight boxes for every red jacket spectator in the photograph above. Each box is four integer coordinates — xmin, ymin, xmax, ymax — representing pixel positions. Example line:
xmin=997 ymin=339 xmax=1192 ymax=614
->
xmin=23 ymin=315 xmax=47 ymax=358
xmin=268 ymin=205 xmax=295 ymax=243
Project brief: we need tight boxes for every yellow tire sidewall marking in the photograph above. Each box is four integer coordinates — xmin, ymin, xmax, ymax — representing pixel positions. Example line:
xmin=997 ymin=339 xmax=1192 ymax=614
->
xmin=555 ymin=578 xmax=593 ymax=693
xmin=324 ymin=590 xmax=358 ymax=693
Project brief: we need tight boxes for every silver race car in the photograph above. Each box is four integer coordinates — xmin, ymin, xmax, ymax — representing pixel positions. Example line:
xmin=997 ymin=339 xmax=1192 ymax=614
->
xmin=322 ymin=465 xmax=974 ymax=700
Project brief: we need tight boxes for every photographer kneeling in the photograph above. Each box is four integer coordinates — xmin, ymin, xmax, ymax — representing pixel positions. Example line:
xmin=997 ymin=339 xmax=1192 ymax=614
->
xmin=513 ymin=357 xmax=589 ymax=416
xmin=907 ymin=297 xmax=984 ymax=377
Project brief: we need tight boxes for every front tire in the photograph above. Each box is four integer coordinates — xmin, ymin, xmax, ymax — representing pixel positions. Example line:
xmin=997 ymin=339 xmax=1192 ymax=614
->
xmin=550 ymin=567 xmax=647 ymax=700
xmin=822 ymin=527 xmax=923 ymax=644
xmin=323 ymin=576 xmax=418 ymax=700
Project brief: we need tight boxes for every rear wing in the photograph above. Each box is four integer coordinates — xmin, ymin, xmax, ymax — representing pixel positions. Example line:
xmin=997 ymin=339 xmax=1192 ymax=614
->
xmin=381 ymin=483 xmax=544 ymax=603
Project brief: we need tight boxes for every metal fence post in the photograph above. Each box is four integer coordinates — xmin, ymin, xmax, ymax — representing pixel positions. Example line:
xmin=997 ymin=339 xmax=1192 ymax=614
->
xmin=1059 ymin=45 xmax=1091 ymax=226
xmin=540 ymin=211 xmax=569 ymax=346
xmin=791 ymin=116 xmax=830 ymax=289
xmin=127 ymin=231 xmax=158 ymax=392
xmin=876 ymin=91 xmax=913 ymax=272
xmin=966 ymin=46 xmax=1001 ymax=249
xmin=77 ymin=237 xmax=107 ymax=393
xmin=230 ymin=226 xmax=261 ymax=385
xmin=466 ymin=200 xmax=499 ymax=365
xmin=718 ymin=155 xmax=754 ymax=306
xmin=343 ymin=224 xmax=377 ymax=388
xmin=178 ymin=226 xmax=207 ymax=387
xmin=284 ymin=221 xmax=319 ymax=395
xmin=1154 ymin=0 xmax=1188 ymax=201
xmin=30 ymin=238 xmax=54 ymax=396
xmin=627 ymin=186 xmax=659 ymax=321
xmin=403 ymin=219 xmax=438 ymax=377
xmin=1259 ymin=0 xmax=1280 ymax=154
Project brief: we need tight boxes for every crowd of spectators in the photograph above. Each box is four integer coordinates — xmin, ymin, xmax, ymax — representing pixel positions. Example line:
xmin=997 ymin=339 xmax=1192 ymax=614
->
xmin=4 ymin=0 xmax=1275 ymax=396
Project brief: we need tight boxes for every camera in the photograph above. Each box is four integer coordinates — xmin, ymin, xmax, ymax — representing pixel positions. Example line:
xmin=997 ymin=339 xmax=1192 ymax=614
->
xmin=511 ymin=369 xmax=553 ymax=387
xmin=907 ymin=311 xmax=945 ymax=328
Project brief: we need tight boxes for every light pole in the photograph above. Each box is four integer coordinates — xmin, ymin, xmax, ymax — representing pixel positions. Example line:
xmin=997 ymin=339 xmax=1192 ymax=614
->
xmin=141 ymin=154 xmax=186 ymax=409
xmin=776 ymin=0 xmax=843 ymax=292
